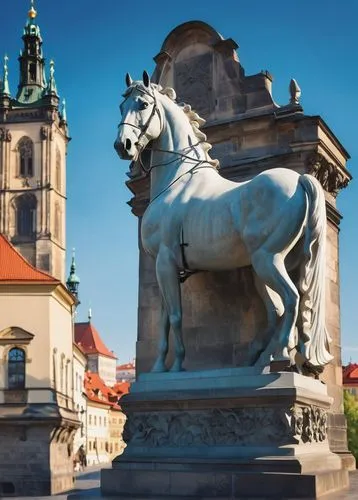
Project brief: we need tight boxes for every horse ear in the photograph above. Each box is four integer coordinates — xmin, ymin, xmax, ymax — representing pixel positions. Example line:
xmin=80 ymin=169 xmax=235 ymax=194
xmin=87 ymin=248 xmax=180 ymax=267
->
xmin=143 ymin=70 xmax=150 ymax=87
xmin=125 ymin=73 xmax=133 ymax=87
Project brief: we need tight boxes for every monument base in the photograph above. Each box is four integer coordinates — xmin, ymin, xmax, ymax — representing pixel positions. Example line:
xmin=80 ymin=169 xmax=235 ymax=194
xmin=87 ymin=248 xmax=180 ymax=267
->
xmin=101 ymin=369 xmax=349 ymax=498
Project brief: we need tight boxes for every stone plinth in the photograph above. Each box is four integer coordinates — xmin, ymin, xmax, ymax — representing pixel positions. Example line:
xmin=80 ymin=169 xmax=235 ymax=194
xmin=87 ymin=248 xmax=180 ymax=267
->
xmin=101 ymin=370 xmax=348 ymax=498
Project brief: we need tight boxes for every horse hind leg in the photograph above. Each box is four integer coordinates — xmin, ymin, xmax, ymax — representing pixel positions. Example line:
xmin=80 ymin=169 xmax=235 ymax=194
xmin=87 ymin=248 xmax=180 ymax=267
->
xmin=251 ymin=251 xmax=299 ymax=366
xmin=151 ymin=297 xmax=170 ymax=373
xmin=155 ymin=246 xmax=185 ymax=372
xmin=249 ymin=274 xmax=283 ymax=364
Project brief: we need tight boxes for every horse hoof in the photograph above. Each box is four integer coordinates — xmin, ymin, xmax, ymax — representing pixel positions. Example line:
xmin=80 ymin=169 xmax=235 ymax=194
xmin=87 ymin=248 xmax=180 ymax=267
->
xmin=273 ymin=347 xmax=290 ymax=361
xmin=254 ymin=351 xmax=271 ymax=367
xmin=151 ymin=361 xmax=168 ymax=373
xmin=170 ymin=362 xmax=185 ymax=372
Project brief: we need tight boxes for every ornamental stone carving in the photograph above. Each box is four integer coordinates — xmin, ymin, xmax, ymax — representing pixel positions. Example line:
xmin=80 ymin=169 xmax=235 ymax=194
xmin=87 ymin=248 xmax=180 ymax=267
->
xmin=291 ymin=405 xmax=327 ymax=443
xmin=123 ymin=405 xmax=327 ymax=448
xmin=0 ymin=127 xmax=11 ymax=142
xmin=40 ymin=126 xmax=49 ymax=140
xmin=307 ymin=153 xmax=349 ymax=197
xmin=174 ymin=53 xmax=213 ymax=117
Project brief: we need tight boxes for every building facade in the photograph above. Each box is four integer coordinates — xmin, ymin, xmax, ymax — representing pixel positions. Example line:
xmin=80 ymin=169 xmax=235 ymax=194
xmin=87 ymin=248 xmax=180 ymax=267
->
xmin=116 ymin=360 xmax=135 ymax=383
xmin=343 ymin=364 xmax=358 ymax=398
xmin=72 ymin=343 xmax=87 ymax=455
xmin=85 ymin=371 xmax=124 ymax=466
xmin=0 ymin=2 xmax=69 ymax=282
xmin=0 ymin=234 xmax=79 ymax=496
xmin=0 ymin=4 xmax=79 ymax=496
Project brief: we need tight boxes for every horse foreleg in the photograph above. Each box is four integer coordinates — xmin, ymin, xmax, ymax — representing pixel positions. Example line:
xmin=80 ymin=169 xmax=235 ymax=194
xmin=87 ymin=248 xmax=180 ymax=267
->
xmin=155 ymin=247 xmax=185 ymax=372
xmin=151 ymin=298 xmax=170 ymax=372
xmin=251 ymin=251 xmax=299 ymax=365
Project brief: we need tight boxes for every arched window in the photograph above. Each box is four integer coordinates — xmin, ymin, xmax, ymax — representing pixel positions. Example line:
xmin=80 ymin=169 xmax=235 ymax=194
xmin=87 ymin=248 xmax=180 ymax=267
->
xmin=15 ymin=194 xmax=37 ymax=239
xmin=56 ymin=148 xmax=61 ymax=191
xmin=18 ymin=137 xmax=34 ymax=177
xmin=8 ymin=348 xmax=26 ymax=389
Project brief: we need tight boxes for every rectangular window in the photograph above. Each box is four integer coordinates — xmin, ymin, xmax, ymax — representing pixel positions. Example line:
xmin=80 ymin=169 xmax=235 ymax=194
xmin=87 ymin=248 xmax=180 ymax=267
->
xmin=28 ymin=157 xmax=33 ymax=177
xmin=29 ymin=63 xmax=36 ymax=82
xmin=20 ymin=157 xmax=26 ymax=176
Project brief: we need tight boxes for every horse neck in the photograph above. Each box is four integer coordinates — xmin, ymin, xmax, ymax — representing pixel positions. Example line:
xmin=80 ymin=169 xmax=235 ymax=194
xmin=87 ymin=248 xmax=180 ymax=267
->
xmin=149 ymin=98 xmax=207 ymax=201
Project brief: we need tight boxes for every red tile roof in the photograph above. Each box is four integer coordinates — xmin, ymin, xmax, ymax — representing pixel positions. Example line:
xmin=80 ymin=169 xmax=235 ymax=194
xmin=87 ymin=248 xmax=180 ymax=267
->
xmin=343 ymin=364 xmax=358 ymax=385
xmin=116 ymin=362 xmax=135 ymax=371
xmin=113 ymin=381 xmax=130 ymax=398
xmin=84 ymin=371 xmax=121 ymax=410
xmin=0 ymin=234 xmax=58 ymax=282
xmin=75 ymin=321 xmax=116 ymax=359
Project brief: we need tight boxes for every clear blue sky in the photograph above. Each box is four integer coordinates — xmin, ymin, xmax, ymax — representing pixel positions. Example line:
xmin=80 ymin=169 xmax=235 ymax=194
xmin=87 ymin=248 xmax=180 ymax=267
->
xmin=1 ymin=1 xmax=357 ymax=364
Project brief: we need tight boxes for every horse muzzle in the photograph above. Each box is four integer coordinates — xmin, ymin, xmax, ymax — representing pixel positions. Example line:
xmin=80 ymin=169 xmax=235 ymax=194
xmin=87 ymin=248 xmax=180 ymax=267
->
xmin=114 ymin=137 xmax=138 ymax=160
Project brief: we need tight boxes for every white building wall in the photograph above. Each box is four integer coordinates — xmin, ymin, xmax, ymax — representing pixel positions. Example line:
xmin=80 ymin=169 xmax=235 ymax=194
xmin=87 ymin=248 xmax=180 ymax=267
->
xmin=73 ymin=347 xmax=87 ymax=454
xmin=86 ymin=403 xmax=110 ymax=466
xmin=97 ymin=355 xmax=116 ymax=387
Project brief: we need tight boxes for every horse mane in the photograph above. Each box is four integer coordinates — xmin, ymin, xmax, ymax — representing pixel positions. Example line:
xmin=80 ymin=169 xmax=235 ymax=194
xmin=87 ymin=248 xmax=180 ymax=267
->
xmin=125 ymin=82 xmax=219 ymax=168
xmin=158 ymin=85 xmax=219 ymax=168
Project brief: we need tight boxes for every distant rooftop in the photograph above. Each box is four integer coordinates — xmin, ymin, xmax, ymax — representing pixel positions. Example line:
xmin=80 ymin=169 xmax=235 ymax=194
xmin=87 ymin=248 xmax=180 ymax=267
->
xmin=75 ymin=321 xmax=116 ymax=359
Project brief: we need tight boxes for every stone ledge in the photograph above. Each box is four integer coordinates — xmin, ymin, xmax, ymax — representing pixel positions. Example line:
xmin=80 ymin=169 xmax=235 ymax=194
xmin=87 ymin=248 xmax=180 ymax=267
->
xmin=101 ymin=468 xmax=349 ymax=498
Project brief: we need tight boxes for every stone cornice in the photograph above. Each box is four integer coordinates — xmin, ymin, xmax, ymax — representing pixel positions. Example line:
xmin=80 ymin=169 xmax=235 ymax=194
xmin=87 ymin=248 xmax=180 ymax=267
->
xmin=326 ymin=202 xmax=342 ymax=229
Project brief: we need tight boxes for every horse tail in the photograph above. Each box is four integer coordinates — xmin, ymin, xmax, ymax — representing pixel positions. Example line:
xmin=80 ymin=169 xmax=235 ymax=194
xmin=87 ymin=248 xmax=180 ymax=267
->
xmin=298 ymin=174 xmax=333 ymax=366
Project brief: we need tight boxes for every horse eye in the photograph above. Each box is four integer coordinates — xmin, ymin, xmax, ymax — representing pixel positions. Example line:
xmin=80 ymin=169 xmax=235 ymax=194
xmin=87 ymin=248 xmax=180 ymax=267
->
xmin=140 ymin=101 xmax=149 ymax=110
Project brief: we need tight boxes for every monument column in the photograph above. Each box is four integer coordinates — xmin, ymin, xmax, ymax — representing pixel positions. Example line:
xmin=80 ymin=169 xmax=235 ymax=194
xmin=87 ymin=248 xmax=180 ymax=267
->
xmin=102 ymin=21 xmax=353 ymax=498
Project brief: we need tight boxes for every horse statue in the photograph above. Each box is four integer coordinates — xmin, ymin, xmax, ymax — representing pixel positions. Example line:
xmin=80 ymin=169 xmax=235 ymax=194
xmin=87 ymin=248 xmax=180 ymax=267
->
xmin=115 ymin=70 xmax=333 ymax=374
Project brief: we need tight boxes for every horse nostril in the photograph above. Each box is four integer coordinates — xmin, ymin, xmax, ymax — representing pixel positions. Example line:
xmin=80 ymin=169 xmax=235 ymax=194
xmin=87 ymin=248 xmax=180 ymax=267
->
xmin=125 ymin=138 xmax=132 ymax=151
xmin=115 ymin=141 xmax=124 ymax=155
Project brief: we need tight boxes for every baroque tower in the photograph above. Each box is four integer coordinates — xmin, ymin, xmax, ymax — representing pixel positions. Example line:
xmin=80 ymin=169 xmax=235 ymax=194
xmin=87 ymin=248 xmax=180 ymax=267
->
xmin=0 ymin=1 xmax=69 ymax=281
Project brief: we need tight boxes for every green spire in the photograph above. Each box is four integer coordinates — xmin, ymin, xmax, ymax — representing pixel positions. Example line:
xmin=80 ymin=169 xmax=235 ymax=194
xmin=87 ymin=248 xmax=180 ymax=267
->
xmin=1 ymin=55 xmax=11 ymax=96
xmin=24 ymin=0 xmax=40 ymax=37
xmin=46 ymin=59 xmax=58 ymax=96
xmin=17 ymin=0 xmax=46 ymax=103
xmin=66 ymin=248 xmax=80 ymax=298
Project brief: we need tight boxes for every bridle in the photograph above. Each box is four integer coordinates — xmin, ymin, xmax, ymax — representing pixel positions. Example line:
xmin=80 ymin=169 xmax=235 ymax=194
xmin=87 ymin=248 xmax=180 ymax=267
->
xmin=118 ymin=84 xmax=217 ymax=204
xmin=118 ymin=85 xmax=162 ymax=152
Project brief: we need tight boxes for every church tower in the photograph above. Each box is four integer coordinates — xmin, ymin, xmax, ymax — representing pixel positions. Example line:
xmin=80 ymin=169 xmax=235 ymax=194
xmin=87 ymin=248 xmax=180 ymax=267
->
xmin=0 ymin=1 xmax=69 ymax=281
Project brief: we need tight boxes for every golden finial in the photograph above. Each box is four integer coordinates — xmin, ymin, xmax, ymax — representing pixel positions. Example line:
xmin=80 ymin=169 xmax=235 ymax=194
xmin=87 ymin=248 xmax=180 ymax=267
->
xmin=28 ymin=0 xmax=37 ymax=19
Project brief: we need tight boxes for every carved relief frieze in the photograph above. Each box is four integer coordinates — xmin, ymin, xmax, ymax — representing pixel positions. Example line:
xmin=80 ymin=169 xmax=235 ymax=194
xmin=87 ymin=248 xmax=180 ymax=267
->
xmin=307 ymin=153 xmax=349 ymax=197
xmin=123 ymin=405 xmax=328 ymax=448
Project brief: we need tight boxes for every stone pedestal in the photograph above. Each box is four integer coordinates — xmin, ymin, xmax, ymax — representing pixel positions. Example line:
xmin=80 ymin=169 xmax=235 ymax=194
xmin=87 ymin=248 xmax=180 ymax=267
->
xmin=101 ymin=370 xmax=348 ymax=498
xmin=0 ymin=403 xmax=78 ymax=497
